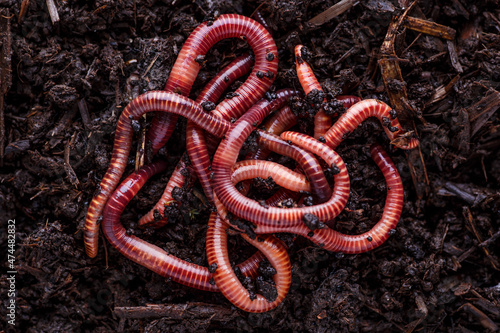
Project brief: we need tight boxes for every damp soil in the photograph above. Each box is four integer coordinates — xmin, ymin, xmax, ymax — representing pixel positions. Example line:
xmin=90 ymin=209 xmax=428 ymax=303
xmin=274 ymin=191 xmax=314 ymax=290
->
xmin=1 ymin=0 xmax=499 ymax=332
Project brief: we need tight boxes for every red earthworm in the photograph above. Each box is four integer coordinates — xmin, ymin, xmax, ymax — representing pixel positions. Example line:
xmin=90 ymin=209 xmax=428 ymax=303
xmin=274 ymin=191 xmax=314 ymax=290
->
xmin=139 ymin=55 xmax=255 ymax=226
xmin=101 ymin=161 xmax=265 ymax=291
xmin=255 ymin=130 xmax=332 ymax=203
xmin=137 ymin=158 xmax=189 ymax=227
xmin=251 ymin=105 xmax=298 ymax=161
xmin=84 ymin=91 xmax=233 ymax=258
xmin=195 ymin=54 xmax=255 ymax=105
xmin=336 ymin=95 xmax=362 ymax=108
xmin=295 ymin=45 xmax=331 ymax=139
xmin=206 ymin=212 xmax=291 ymax=312
xmin=323 ymin=99 xmax=419 ymax=150
xmin=252 ymin=131 xmax=351 ymax=234
xmin=212 ymin=91 xmax=350 ymax=234
xmin=252 ymin=9 xmax=272 ymax=33
xmin=261 ymin=105 xmax=298 ymax=135
xmin=186 ymin=54 xmax=255 ymax=204
xmin=264 ymin=188 xmax=301 ymax=207
xmin=271 ymin=143 xmax=404 ymax=253
xmin=231 ymin=160 xmax=310 ymax=193
xmin=237 ymin=105 xmax=298 ymax=196
xmin=147 ymin=14 xmax=278 ymax=154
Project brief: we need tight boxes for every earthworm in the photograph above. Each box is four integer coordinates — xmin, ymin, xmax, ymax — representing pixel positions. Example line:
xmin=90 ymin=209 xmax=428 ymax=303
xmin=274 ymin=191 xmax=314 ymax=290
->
xmin=147 ymin=14 xmax=277 ymax=154
xmin=84 ymin=91 xmax=233 ymax=257
xmin=264 ymin=188 xmax=301 ymax=207
xmin=336 ymin=95 xmax=362 ymax=107
xmin=231 ymin=159 xmax=310 ymax=193
xmin=139 ymin=55 xmax=255 ymax=226
xmin=206 ymin=212 xmax=291 ymax=312
xmin=271 ymin=143 xmax=404 ymax=253
xmin=323 ymin=99 xmax=419 ymax=150
xmin=237 ymin=105 xmax=298 ymax=196
xmin=295 ymin=45 xmax=331 ymax=139
xmin=251 ymin=105 xmax=298 ymax=161
xmin=255 ymin=130 xmax=332 ymax=203
xmin=252 ymin=9 xmax=272 ymax=33
xmin=85 ymin=14 xmax=276 ymax=257
xmin=212 ymin=91 xmax=350 ymax=234
xmin=137 ymin=158 xmax=190 ymax=228
xmin=101 ymin=161 xmax=265 ymax=291
xmin=186 ymin=54 xmax=255 ymax=204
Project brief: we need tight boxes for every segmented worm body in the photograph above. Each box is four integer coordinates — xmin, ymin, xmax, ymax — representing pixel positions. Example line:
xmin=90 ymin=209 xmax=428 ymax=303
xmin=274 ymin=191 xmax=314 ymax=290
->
xmin=186 ymin=54 xmax=255 ymax=205
xmin=84 ymin=91 xmax=233 ymax=257
xmin=295 ymin=45 xmax=331 ymax=139
xmin=206 ymin=212 xmax=291 ymax=312
xmin=323 ymin=99 xmax=419 ymax=150
xmin=101 ymin=161 xmax=265 ymax=291
xmin=139 ymin=55 xmax=255 ymax=226
xmin=268 ymin=142 xmax=404 ymax=253
xmin=231 ymin=160 xmax=310 ymax=193
xmin=84 ymin=11 xmax=421 ymax=313
xmin=212 ymin=91 xmax=350 ymax=234
xmin=85 ymin=14 xmax=277 ymax=257
xmin=148 ymin=14 xmax=278 ymax=154
xmin=256 ymin=130 xmax=332 ymax=203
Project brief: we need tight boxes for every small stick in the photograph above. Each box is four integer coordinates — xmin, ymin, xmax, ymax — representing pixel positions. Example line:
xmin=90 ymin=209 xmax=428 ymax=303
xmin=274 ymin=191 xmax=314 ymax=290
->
xmin=77 ymin=99 xmax=92 ymax=132
xmin=479 ymin=229 xmax=500 ymax=248
xmin=458 ymin=303 xmax=499 ymax=332
xmin=45 ymin=0 xmax=60 ymax=25
xmin=403 ymin=16 xmax=456 ymax=40
xmin=64 ymin=132 xmax=80 ymax=187
xmin=463 ymin=206 xmax=500 ymax=271
xmin=447 ymin=40 xmax=463 ymax=73
xmin=18 ymin=0 xmax=30 ymax=23
xmin=114 ymin=303 xmax=239 ymax=321
xmin=426 ymin=74 xmax=460 ymax=106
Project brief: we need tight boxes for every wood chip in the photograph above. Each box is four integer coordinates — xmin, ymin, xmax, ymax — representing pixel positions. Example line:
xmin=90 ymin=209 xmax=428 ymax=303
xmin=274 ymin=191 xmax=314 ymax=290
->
xmin=426 ymin=75 xmax=460 ymax=106
xmin=403 ymin=16 xmax=456 ymax=40
xmin=447 ymin=40 xmax=463 ymax=73
xmin=467 ymin=88 xmax=500 ymax=137
xmin=308 ymin=0 xmax=358 ymax=26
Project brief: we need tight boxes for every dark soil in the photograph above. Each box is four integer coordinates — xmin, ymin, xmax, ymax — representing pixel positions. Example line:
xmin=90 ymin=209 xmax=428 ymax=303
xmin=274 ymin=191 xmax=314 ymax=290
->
xmin=1 ymin=0 xmax=499 ymax=332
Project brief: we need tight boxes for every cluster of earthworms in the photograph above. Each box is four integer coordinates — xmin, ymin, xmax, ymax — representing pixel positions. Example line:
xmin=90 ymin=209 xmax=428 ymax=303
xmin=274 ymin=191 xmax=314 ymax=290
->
xmin=83 ymin=14 xmax=419 ymax=313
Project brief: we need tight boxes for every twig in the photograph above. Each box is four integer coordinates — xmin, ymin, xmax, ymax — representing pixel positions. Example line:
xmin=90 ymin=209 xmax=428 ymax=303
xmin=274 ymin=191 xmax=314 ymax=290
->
xmin=18 ymin=0 xmax=30 ymax=23
xmin=458 ymin=303 xmax=499 ymax=332
xmin=462 ymin=206 xmax=500 ymax=271
xmin=379 ymin=1 xmax=417 ymax=122
xmin=78 ymin=98 xmax=92 ymax=132
xmin=447 ymin=40 xmax=463 ymax=73
xmin=479 ymin=229 xmax=500 ymax=248
xmin=114 ymin=303 xmax=239 ymax=321
xmin=45 ymin=0 xmax=60 ymax=25
xmin=426 ymin=75 xmax=460 ymax=106
xmin=64 ymin=132 xmax=80 ymax=187
xmin=403 ymin=16 xmax=456 ymax=40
